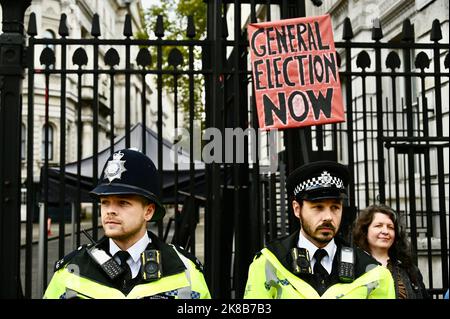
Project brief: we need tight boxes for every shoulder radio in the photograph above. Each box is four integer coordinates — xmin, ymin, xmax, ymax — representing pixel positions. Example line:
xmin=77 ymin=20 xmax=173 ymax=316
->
xmin=338 ymin=246 xmax=355 ymax=283
xmin=87 ymin=246 xmax=124 ymax=280
xmin=82 ymin=229 xmax=124 ymax=280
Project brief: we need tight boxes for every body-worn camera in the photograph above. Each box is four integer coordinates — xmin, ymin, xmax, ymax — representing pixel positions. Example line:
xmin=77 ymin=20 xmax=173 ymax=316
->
xmin=290 ymin=247 xmax=312 ymax=275
xmin=140 ymin=249 xmax=162 ymax=281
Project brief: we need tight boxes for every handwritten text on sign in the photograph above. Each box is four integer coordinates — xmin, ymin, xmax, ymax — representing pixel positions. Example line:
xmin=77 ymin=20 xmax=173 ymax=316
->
xmin=248 ymin=15 xmax=345 ymax=130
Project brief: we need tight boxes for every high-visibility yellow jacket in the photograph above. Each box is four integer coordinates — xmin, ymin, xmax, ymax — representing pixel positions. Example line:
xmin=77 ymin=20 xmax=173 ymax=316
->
xmin=44 ymin=232 xmax=211 ymax=299
xmin=244 ymin=232 xmax=395 ymax=299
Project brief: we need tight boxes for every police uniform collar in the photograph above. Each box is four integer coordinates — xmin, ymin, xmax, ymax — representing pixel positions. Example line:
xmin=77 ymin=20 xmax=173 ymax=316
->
xmin=265 ymin=230 xmax=301 ymax=272
xmin=297 ymin=232 xmax=336 ymax=273
xmin=145 ymin=231 xmax=187 ymax=277
xmin=95 ymin=231 xmax=186 ymax=277
xmin=109 ymin=232 xmax=151 ymax=264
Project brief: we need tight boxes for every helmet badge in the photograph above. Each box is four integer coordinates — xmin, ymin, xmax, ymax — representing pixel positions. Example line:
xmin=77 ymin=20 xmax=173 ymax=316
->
xmin=104 ymin=151 xmax=127 ymax=183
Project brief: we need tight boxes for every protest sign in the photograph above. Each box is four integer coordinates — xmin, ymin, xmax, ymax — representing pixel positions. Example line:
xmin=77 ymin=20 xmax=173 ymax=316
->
xmin=248 ymin=14 xmax=345 ymax=130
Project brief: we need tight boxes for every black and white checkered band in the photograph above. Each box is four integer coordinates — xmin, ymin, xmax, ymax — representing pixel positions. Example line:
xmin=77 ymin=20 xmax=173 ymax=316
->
xmin=293 ymin=170 xmax=344 ymax=196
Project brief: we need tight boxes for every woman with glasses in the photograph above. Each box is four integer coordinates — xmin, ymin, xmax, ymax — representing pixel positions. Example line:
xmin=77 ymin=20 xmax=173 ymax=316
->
xmin=352 ymin=204 xmax=430 ymax=299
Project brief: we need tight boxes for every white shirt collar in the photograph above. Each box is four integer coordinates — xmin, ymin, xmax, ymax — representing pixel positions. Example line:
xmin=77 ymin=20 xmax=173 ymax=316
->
xmin=297 ymin=231 xmax=337 ymax=274
xmin=109 ymin=232 xmax=151 ymax=263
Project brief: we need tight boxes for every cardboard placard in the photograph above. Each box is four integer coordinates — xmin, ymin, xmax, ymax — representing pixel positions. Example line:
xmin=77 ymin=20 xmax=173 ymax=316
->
xmin=248 ymin=14 xmax=345 ymax=130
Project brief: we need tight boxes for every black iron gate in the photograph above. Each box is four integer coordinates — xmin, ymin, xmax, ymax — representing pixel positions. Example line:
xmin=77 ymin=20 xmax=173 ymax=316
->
xmin=0 ymin=0 xmax=449 ymax=299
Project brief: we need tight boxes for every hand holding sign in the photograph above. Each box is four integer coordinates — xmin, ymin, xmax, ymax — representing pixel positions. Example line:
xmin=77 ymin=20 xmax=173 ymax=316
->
xmin=248 ymin=14 xmax=345 ymax=130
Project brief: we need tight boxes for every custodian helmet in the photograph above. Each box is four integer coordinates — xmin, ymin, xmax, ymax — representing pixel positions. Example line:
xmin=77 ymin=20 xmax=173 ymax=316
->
xmin=90 ymin=148 xmax=165 ymax=221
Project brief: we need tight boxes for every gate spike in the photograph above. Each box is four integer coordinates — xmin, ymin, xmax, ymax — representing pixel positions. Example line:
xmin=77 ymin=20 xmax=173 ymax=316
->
xmin=430 ymin=19 xmax=442 ymax=42
xmin=371 ymin=18 xmax=383 ymax=41
xmin=59 ymin=14 xmax=69 ymax=37
xmin=168 ymin=48 xmax=183 ymax=68
xmin=27 ymin=12 xmax=37 ymax=36
xmin=155 ymin=15 xmax=164 ymax=38
xmin=91 ymin=13 xmax=101 ymax=37
xmin=123 ymin=14 xmax=133 ymax=37
xmin=401 ymin=19 xmax=413 ymax=41
xmin=342 ymin=17 xmax=353 ymax=40
xmin=187 ymin=15 xmax=195 ymax=38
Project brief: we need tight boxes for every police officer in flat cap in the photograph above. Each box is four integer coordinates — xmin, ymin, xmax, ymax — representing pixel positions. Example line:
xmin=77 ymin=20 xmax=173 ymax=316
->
xmin=44 ymin=148 xmax=211 ymax=299
xmin=244 ymin=160 xmax=395 ymax=299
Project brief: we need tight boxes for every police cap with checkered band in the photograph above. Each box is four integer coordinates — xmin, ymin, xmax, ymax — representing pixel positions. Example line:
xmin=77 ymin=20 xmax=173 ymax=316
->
xmin=286 ymin=161 xmax=349 ymax=201
xmin=90 ymin=148 xmax=165 ymax=221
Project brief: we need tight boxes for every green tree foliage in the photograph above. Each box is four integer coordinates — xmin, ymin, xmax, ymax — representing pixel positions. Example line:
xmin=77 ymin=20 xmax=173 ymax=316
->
xmin=142 ymin=0 xmax=206 ymax=130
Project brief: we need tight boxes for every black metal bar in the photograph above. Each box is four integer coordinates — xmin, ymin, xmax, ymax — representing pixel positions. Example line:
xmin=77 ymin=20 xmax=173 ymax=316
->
xmin=141 ymin=72 xmax=146 ymax=154
xmin=42 ymin=70 xmax=50 ymax=293
xmin=344 ymin=28 xmax=355 ymax=209
xmin=0 ymin=0 xmax=31 ymax=298
xmin=92 ymin=23 xmax=100 ymax=241
xmin=188 ymin=37 xmax=196 ymax=255
xmin=156 ymin=19 xmax=164 ymax=239
xmin=24 ymin=34 xmax=35 ymax=299
xmin=109 ymin=70 xmax=115 ymax=155
xmin=418 ymin=70 xmax=434 ymax=289
xmin=30 ymin=37 xmax=450 ymax=51
xmin=361 ymin=75 xmax=369 ymax=206
xmin=390 ymin=73 xmax=401 ymax=216
xmin=369 ymin=97 xmax=376 ymax=201
xmin=205 ymin=0 xmax=226 ymax=298
xmin=433 ymin=34 xmax=449 ymax=291
xmin=173 ymin=70 xmax=179 ymax=244
xmin=58 ymin=30 xmax=67 ymax=259
xmin=76 ymin=65 xmax=83 ymax=248
xmin=374 ymin=39 xmax=385 ymax=203
xmin=403 ymin=37 xmax=418 ymax=262
xmin=125 ymin=39 xmax=131 ymax=148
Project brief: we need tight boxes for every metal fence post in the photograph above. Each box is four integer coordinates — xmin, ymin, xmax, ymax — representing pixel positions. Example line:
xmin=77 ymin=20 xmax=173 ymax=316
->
xmin=0 ymin=0 xmax=31 ymax=298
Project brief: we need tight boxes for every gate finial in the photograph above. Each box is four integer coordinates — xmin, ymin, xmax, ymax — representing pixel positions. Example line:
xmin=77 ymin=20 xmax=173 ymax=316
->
xmin=430 ymin=19 xmax=442 ymax=42
xmin=155 ymin=15 xmax=164 ymax=38
xmin=27 ymin=12 xmax=37 ymax=36
xmin=342 ymin=17 xmax=353 ymax=40
xmin=371 ymin=18 xmax=383 ymax=41
xmin=124 ymin=14 xmax=132 ymax=37
xmin=91 ymin=13 xmax=101 ymax=37
xmin=187 ymin=15 xmax=195 ymax=38
xmin=59 ymin=13 xmax=69 ymax=37
xmin=401 ymin=19 xmax=413 ymax=42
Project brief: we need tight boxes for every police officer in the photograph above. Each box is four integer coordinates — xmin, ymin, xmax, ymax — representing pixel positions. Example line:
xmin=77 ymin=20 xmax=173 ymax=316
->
xmin=44 ymin=148 xmax=211 ymax=299
xmin=244 ymin=160 xmax=395 ymax=298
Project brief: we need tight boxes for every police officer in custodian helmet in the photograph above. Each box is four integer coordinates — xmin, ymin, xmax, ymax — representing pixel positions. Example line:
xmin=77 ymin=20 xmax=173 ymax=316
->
xmin=244 ymin=161 xmax=395 ymax=299
xmin=44 ymin=149 xmax=211 ymax=299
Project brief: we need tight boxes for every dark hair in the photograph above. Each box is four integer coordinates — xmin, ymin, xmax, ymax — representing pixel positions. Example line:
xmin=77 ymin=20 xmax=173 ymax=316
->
xmin=352 ymin=204 xmax=417 ymax=280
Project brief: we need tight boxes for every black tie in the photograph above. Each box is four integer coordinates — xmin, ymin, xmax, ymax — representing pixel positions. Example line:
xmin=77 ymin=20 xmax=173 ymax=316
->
xmin=115 ymin=250 xmax=132 ymax=282
xmin=313 ymin=249 xmax=328 ymax=295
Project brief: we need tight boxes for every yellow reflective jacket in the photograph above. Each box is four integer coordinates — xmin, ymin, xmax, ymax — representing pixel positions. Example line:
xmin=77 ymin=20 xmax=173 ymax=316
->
xmin=244 ymin=232 xmax=395 ymax=299
xmin=44 ymin=232 xmax=211 ymax=299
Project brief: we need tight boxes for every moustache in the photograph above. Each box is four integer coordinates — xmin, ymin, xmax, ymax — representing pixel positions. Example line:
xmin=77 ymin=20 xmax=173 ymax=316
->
xmin=317 ymin=223 xmax=335 ymax=231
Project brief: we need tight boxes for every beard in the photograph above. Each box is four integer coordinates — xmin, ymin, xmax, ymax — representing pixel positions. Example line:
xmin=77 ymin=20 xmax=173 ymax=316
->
xmin=300 ymin=217 xmax=337 ymax=245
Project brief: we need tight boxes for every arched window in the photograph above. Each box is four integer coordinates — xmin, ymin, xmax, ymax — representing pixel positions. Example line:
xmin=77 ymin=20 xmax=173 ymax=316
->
xmin=41 ymin=124 xmax=54 ymax=161
xmin=21 ymin=124 xmax=26 ymax=160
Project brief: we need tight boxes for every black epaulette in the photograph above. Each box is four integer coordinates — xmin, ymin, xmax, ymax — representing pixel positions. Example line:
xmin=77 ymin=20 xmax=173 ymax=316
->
xmin=254 ymin=251 xmax=263 ymax=260
xmin=54 ymin=244 xmax=89 ymax=272
xmin=173 ymin=245 xmax=205 ymax=273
